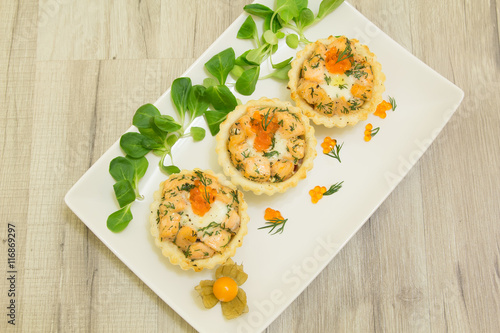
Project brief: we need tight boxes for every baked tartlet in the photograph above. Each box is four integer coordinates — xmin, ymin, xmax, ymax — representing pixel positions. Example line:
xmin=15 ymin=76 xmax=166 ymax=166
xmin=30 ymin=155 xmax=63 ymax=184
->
xmin=288 ymin=35 xmax=385 ymax=127
xmin=216 ymin=98 xmax=316 ymax=195
xmin=150 ymin=169 xmax=248 ymax=272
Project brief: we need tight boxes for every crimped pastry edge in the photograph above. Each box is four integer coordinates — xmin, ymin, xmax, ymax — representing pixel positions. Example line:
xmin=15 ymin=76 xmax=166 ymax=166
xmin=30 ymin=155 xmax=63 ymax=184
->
xmin=288 ymin=35 xmax=386 ymax=128
xmin=149 ymin=169 xmax=249 ymax=272
xmin=216 ymin=97 xmax=317 ymax=195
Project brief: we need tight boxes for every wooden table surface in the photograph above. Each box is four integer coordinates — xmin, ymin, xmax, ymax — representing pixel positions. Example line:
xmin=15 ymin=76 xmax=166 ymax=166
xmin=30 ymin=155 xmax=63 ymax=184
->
xmin=1 ymin=0 xmax=499 ymax=332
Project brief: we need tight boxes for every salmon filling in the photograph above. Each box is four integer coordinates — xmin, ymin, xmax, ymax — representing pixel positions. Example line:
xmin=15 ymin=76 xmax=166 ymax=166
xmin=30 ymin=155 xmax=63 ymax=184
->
xmin=227 ymin=106 xmax=306 ymax=183
xmin=296 ymin=36 xmax=375 ymax=117
xmin=157 ymin=171 xmax=241 ymax=260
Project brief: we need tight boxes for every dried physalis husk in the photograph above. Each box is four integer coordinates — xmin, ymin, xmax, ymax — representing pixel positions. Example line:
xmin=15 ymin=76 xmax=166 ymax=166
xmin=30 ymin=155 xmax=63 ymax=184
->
xmin=220 ymin=289 xmax=249 ymax=320
xmin=195 ymin=280 xmax=219 ymax=309
xmin=215 ymin=259 xmax=248 ymax=286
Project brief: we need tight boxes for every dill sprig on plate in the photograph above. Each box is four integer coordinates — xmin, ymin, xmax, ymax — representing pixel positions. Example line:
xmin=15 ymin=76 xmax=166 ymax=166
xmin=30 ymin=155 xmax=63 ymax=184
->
xmin=258 ymin=217 xmax=288 ymax=235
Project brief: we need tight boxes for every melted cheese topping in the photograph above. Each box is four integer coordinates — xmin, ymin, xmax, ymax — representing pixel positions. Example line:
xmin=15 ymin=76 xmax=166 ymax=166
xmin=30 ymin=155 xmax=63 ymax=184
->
xmin=181 ymin=199 xmax=229 ymax=230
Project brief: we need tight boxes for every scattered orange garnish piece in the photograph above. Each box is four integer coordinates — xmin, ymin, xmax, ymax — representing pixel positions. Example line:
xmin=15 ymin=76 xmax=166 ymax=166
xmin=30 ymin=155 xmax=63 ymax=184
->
xmin=321 ymin=136 xmax=337 ymax=154
xmin=309 ymin=185 xmax=327 ymax=204
xmin=374 ymin=100 xmax=392 ymax=119
xmin=264 ymin=207 xmax=284 ymax=222
xmin=364 ymin=123 xmax=379 ymax=142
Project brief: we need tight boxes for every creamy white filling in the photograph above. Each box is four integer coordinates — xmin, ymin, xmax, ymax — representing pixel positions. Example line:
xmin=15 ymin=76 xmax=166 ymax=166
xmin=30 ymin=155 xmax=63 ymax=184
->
xmin=272 ymin=131 xmax=289 ymax=160
xmin=320 ymin=73 xmax=356 ymax=101
xmin=182 ymin=199 xmax=229 ymax=230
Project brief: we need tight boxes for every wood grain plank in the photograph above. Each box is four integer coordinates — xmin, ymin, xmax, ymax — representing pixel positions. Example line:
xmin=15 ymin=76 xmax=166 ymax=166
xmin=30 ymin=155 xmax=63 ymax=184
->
xmin=108 ymin=0 xmax=162 ymax=60
xmin=410 ymin=0 xmax=500 ymax=332
xmin=22 ymin=61 xmax=100 ymax=332
xmin=191 ymin=0 xmax=253 ymax=58
xmin=37 ymin=0 xmax=111 ymax=60
xmin=0 ymin=0 xmax=37 ymax=331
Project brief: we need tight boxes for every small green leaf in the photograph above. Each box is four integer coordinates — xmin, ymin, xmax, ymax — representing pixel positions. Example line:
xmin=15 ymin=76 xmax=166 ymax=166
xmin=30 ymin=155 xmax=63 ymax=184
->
xmin=203 ymin=77 xmax=218 ymax=88
xmin=205 ymin=48 xmax=235 ymax=85
xmin=138 ymin=126 xmax=163 ymax=144
xmin=126 ymin=155 xmax=148 ymax=181
xmin=272 ymin=57 xmax=293 ymax=69
xmin=107 ymin=206 xmax=133 ymax=232
xmin=235 ymin=50 xmax=254 ymax=66
xmin=262 ymin=63 xmax=291 ymax=81
xmin=297 ymin=7 xmax=314 ymax=29
xmin=187 ymin=85 xmax=209 ymax=119
xmin=190 ymin=127 xmax=206 ymax=141
xmin=204 ymin=110 xmax=228 ymax=136
xmin=317 ymin=0 xmax=344 ymax=20
xmin=161 ymin=165 xmax=181 ymax=175
xmin=263 ymin=30 xmax=279 ymax=45
xmin=264 ymin=12 xmax=282 ymax=32
xmin=243 ymin=3 xmax=274 ymax=18
xmin=276 ymin=0 xmax=299 ymax=24
xmin=113 ymin=180 xmax=136 ymax=207
xmin=140 ymin=134 xmax=164 ymax=150
xmin=120 ymin=132 xmax=151 ymax=158
xmin=235 ymin=66 xmax=260 ymax=96
xmin=152 ymin=148 xmax=166 ymax=156
xmin=147 ymin=117 xmax=168 ymax=143
xmin=286 ymin=34 xmax=299 ymax=48
xmin=132 ymin=103 xmax=161 ymax=129
xmin=109 ymin=157 xmax=134 ymax=182
xmin=171 ymin=77 xmax=192 ymax=119
xmin=246 ymin=44 xmax=269 ymax=65
xmin=237 ymin=15 xmax=258 ymax=40
xmin=231 ymin=64 xmax=245 ymax=79
xmin=276 ymin=31 xmax=285 ymax=39
xmin=205 ymin=85 xmax=237 ymax=111
xmin=295 ymin=0 xmax=308 ymax=12
xmin=154 ymin=115 xmax=182 ymax=132
xmin=166 ymin=134 xmax=179 ymax=147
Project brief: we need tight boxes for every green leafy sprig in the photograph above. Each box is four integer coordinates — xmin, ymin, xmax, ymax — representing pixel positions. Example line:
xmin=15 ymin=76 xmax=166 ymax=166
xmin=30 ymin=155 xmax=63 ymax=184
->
xmin=107 ymin=155 xmax=148 ymax=232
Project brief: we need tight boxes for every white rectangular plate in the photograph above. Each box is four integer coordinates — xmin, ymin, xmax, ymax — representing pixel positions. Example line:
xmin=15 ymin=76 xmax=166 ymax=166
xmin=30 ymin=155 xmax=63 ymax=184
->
xmin=65 ymin=1 xmax=464 ymax=332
